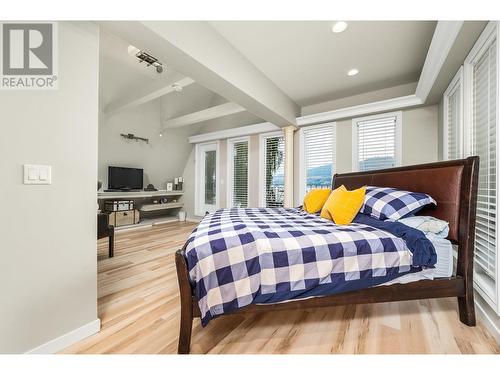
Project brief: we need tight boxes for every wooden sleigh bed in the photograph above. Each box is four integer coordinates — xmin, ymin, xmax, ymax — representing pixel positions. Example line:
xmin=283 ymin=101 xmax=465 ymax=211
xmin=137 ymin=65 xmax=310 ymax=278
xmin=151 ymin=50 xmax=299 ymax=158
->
xmin=175 ymin=157 xmax=479 ymax=354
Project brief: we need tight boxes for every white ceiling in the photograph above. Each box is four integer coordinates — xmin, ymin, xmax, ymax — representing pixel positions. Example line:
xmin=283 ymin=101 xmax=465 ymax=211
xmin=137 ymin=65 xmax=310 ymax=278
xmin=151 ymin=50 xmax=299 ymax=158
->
xmin=99 ymin=29 xmax=228 ymax=122
xmin=210 ymin=21 xmax=437 ymax=106
xmin=99 ymin=29 xmax=166 ymax=107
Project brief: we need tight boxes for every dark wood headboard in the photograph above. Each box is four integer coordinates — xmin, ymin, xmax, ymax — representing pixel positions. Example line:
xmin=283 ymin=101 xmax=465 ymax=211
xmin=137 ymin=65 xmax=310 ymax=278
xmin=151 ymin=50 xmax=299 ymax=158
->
xmin=332 ymin=157 xmax=479 ymax=245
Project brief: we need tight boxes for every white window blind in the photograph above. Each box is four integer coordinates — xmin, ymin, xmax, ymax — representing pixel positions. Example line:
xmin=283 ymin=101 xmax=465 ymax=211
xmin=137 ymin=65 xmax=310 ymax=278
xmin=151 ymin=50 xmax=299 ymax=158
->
xmin=471 ymin=39 xmax=497 ymax=283
xmin=303 ymin=124 xmax=335 ymax=193
xmin=354 ymin=113 xmax=399 ymax=171
xmin=445 ymin=74 xmax=463 ymax=160
xmin=231 ymin=140 xmax=249 ymax=208
xmin=264 ymin=135 xmax=285 ymax=208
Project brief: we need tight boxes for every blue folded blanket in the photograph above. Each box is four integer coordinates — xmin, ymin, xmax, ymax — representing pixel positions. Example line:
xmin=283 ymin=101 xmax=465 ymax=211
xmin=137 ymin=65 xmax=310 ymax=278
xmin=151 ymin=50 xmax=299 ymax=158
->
xmin=353 ymin=213 xmax=437 ymax=268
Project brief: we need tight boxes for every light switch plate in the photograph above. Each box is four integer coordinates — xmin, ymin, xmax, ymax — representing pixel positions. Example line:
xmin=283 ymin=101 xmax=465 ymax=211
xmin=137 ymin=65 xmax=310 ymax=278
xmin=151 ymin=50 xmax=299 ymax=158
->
xmin=24 ymin=164 xmax=52 ymax=185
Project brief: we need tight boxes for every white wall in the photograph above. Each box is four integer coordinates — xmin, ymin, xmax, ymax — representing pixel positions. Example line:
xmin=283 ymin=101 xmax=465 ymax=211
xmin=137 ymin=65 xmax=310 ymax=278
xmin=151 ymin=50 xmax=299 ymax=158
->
xmin=99 ymin=100 xmax=197 ymax=189
xmin=0 ymin=22 xmax=99 ymax=353
xmin=179 ymin=112 xmax=262 ymax=218
xmin=293 ymin=105 xmax=438 ymax=203
xmin=182 ymin=104 xmax=439 ymax=217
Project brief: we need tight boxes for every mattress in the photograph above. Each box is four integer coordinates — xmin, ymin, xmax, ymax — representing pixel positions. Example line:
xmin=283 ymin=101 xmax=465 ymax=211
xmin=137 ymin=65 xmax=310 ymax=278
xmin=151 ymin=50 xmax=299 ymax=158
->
xmin=186 ymin=208 xmax=424 ymax=325
xmin=381 ymin=233 xmax=453 ymax=285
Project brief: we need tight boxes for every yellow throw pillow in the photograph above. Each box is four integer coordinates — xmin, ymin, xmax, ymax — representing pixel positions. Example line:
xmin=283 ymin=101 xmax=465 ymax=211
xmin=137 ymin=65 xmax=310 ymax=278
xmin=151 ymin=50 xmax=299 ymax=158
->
xmin=303 ymin=188 xmax=331 ymax=213
xmin=320 ymin=185 xmax=366 ymax=225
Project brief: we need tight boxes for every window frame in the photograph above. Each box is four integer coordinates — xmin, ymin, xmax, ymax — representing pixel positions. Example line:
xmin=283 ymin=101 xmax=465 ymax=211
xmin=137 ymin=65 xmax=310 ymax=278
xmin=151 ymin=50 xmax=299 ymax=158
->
xmin=351 ymin=111 xmax=403 ymax=172
xmin=298 ymin=122 xmax=336 ymax=204
xmin=259 ymin=130 xmax=285 ymax=207
xmin=463 ymin=21 xmax=499 ymax=312
xmin=226 ymin=136 xmax=250 ymax=208
xmin=443 ymin=66 xmax=464 ymax=160
xmin=194 ymin=141 xmax=220 ymax=217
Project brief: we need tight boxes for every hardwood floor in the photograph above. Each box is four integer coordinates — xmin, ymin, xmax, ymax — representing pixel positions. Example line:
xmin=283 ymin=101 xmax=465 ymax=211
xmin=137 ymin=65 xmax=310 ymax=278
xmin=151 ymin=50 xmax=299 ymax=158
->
xmin=62 ymin=222 xmax=499 ymax=354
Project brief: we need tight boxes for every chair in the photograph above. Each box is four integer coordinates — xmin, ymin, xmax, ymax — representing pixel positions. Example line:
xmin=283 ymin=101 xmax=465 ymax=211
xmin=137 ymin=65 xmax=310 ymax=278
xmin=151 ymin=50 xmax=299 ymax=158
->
xmin=97 ymin=212 xmax=115 ymax=257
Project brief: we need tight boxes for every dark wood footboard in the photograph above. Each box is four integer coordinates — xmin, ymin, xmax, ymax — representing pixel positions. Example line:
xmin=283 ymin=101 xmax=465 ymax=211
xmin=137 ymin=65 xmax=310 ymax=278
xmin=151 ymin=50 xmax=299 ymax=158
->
xmin=175 ymin=157 xmax=479 ymax=354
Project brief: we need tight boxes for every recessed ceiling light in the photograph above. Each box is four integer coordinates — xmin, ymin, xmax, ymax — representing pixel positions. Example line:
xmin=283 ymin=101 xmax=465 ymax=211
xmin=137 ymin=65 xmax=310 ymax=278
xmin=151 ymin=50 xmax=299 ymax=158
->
xmin=347 ymin=68 xmax=359 ymax=76
xmin=332 ymin=21 xmax=348 ymax=34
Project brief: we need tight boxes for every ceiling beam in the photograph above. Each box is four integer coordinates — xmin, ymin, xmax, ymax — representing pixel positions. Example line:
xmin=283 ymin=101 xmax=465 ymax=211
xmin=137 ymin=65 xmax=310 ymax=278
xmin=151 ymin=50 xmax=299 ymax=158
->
xmin=103 ymin=74 xmax=194 ymax=115
xmin=100 ymin=21 xmax=299 ymax=127
xmin=415 ymin=21 xmax=464 ymax=102
xmin=164 ymin=102 xmax=246 ymax=128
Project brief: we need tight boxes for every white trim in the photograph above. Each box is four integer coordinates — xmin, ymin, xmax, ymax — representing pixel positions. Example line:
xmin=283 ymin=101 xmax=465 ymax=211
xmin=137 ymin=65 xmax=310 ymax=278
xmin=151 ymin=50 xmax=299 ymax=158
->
xmin=297 ymin=94 xmax=421 ymax=127
xmin=442 ymin=66 xmax=464 ymax=160
xmin=475 ymin=293 xmax=500 ymax=344
xmin=189 ymin=122 xmax=279 ymax=144
xmin=259 ymin=131 xmax=284 ymax=207
xmin=415 ymin=21 xmax=464 ymax=101
xmin=463 ymin=22 xmax=497 ymax=155
xmin=298 ymin=122 xmax=337 ymax=203
xmin=194 ymin=141 xmax=220 ymax=216
xmin=351 ymin=111 xmax=403 ymax=172
xmin=298 ymin=129 xmax=305 ymax=206
xmin=226 ymin=136 xmax=250 ymax=208
xmin=26 ymin=319 xmax=100 ymax=354
xmin=463 ymin=21 xmax=500 ymax=315
xmin=464 ymin=22 xmax=498 ymax=70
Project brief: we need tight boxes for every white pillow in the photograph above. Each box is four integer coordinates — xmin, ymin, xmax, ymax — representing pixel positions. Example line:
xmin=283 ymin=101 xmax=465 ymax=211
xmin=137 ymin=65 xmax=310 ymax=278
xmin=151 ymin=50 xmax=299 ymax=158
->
xmin=397 ymin=216 xmax=449 ymax=238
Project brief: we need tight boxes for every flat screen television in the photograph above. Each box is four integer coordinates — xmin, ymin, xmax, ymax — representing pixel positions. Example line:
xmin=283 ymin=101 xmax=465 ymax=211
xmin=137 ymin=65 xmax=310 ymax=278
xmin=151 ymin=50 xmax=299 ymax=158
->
xmin=108 ymin=166 xmax=143 ymax=191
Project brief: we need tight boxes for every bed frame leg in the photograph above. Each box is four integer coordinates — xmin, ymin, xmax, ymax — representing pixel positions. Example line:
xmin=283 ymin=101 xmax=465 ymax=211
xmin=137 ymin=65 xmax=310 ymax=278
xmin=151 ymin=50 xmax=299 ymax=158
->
xmin=458 ymin=293 xmax=476 ymax=326
xmin=176 ymin=249 xmax=194 ymax=354
xmin=178 ymin=305 xmax=193 ymax=354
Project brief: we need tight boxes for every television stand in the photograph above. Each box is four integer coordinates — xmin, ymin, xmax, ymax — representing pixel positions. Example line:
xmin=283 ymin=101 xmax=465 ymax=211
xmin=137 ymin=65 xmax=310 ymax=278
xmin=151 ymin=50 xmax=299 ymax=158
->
xmin=104 ymin=188 xmax=142 ymax=192
xmin=97 ymin=190 xmax=185 ymax=231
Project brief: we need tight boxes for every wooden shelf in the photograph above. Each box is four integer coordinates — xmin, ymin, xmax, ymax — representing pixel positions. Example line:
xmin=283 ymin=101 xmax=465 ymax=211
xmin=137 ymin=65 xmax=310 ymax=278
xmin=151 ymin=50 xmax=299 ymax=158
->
xmin=115 ymin=215 xmax=179 ymax=231
xmin=98 ymin=190 xmax=184 ymax=200
xmin=139 ymin=202 xmax=184 ymax=212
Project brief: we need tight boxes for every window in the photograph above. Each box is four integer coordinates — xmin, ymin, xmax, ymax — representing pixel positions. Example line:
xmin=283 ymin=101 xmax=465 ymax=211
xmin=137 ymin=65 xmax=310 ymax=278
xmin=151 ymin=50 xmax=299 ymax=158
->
xmin=443 ymin=67 xmax=464 ymax=160
xmin=299 ymin=123 xmax=336 ymax=200
xmin=352 ymin=111 xmax=402 ymax=172
xmin=464 ymin=23 xmax=498 ymax=304
xmin=195 ymin=142 xmax=219 ymax=216
xmin=260 ymin=132 xmax=285 ymax=208
xmin=227 ymin=137 xmax=249 ymax=208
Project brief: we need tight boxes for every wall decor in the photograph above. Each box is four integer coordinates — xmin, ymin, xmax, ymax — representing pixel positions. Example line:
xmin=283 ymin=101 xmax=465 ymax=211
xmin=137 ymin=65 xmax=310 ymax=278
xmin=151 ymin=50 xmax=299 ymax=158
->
xmin=120 ymin=133 xmax=149 ymax=144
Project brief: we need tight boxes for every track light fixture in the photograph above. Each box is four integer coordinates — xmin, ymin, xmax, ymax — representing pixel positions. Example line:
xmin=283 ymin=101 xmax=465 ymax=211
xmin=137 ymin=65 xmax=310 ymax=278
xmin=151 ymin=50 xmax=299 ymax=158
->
xmin=128 ymin=45 xmax=164 ymax=74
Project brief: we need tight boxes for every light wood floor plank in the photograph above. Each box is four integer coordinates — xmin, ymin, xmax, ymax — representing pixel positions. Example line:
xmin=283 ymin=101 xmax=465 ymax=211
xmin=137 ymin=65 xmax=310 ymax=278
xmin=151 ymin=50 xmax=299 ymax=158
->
xmin=61 ymin=222 xmax=499 ymax=354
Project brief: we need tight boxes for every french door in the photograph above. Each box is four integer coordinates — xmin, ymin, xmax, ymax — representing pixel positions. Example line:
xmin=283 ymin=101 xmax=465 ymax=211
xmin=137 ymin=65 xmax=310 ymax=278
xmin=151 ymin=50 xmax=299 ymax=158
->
xmin=196 ymin=142 xmax=219 ymax=216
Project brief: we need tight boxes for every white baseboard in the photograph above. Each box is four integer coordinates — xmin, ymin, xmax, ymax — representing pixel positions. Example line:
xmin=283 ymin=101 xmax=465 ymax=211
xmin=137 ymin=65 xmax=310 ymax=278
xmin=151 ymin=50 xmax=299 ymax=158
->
xmin=26 ymin=319 xmax=100 ymax=354
xmin=475 ymin=297 xmax=500 ymax=345
xmin=185 ymin=216 xmax=201 ymax=223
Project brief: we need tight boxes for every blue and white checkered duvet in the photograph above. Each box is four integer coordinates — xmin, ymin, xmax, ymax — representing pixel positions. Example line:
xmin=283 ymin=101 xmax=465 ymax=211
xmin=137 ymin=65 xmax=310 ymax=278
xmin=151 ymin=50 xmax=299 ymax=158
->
xmin=185 ymin=208 xmax=417 ymax=325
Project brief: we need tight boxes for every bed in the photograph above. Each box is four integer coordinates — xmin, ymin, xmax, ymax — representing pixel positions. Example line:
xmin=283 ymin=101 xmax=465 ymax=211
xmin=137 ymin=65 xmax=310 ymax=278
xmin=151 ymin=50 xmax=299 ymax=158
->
xmin=175 ymin=157 xmax=479 ymax=354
